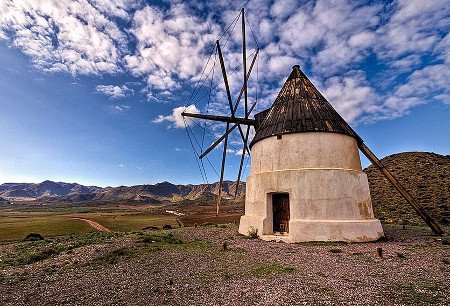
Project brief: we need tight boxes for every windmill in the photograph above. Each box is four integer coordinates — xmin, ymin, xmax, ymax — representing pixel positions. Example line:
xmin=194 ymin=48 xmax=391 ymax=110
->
xmin=182 ymin=9 xmax=444 ymax=242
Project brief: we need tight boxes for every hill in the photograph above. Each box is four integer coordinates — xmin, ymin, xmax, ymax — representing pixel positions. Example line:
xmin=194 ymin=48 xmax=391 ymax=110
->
xmin=1 ymin=152 xmax=448 ymax=227
xmin=364 ymin=152 xmax=449 ymax=225
xmin=0 ymin=180 xmax=245 ymax=203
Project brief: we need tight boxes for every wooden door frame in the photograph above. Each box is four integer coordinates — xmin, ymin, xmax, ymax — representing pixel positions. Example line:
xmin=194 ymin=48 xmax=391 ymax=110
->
xmin=271 ymin=193 xmax=290 ymax=234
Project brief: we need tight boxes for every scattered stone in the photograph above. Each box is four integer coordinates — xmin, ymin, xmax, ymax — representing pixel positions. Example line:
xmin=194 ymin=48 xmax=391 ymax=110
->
xmin=396 ymin=252 xmax=405 ymax=259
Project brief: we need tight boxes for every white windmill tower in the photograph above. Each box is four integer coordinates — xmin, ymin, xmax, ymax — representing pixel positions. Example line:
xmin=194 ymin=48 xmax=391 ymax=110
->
xmin=238 ymin=65 xmax=383 ymax=242
xmin=182 ymin=9 xmax=445 ymax=242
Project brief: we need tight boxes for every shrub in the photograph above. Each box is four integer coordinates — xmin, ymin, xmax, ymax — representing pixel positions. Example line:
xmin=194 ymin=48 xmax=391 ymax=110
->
xmin=24 ymin=233 xmax=44 ymax=241
xmin=248 ymin=227 xmax=258 ymax=239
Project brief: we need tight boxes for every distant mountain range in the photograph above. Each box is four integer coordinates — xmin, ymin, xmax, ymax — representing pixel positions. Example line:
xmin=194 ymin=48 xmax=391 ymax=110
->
xmin=0 ymin=180 xmax=245 ymax=203
xmin=1 ymin=152 xmax=448 ymax=226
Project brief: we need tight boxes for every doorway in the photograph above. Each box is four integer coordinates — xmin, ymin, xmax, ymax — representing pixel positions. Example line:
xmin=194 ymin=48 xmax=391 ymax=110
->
xmin=272 ymin=193 xmax=289 ymax=233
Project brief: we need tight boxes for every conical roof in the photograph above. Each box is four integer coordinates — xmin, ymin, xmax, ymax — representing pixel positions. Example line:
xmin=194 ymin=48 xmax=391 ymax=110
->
xmin=250 ymin=65 xmax=360 ymax=147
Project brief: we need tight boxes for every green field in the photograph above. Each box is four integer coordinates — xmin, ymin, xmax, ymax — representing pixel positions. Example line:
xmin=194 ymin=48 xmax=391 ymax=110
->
xmin=0 ymin=208 xmax=178 ymax=242
xmin=68 ymin=212 xmax=178 ymax=232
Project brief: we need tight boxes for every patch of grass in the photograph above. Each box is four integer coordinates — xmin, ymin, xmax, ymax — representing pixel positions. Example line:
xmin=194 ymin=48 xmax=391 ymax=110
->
xmin=250 ymin=263 xmax=297 ymax=277
xmin=141 ymin=233 xmax=183 ymax=244
xmin=70 ymin=212 xmax=178 ymax=232
xmin=424 ymin=280 xmax=443 ymax=292
xmin=1 ymin=232 xmax=119 ymax=267
xmin=0 ymin=210 xmax=179 ymax=242
xmin=393 ymin=282 xmax=437 ymax=303
xmin=0 ymin=213 xmax=93 ymax=241
xmin=93 ymin=247 xmax=134 ymax=265
xmin=200 ymin=222 xmax=218 ymax=227
xmin=223 ymin=271 xmax=233 ymax=280
xmin=179 ymin=240 xmax=210 ymax=251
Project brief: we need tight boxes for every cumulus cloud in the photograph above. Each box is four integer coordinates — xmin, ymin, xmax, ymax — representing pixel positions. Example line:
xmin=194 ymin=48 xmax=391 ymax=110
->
xmin=124 ymin=4 xmax=220 ymax=90
xmin=375 ymin=0 xmax=448 ymax=66
xmin=96 ymin=85 xmax=133 ymax=99
xmin=113 ymin=105 xmax=131 ymax=112
xmin=384 ymin=63 xmax=450 ymax=115
xmin=0 ymin=0 xmax=127 ymax=75
xmin=321 ymin=72 xmax=379 ymax=124
xmin=1 ymin=0 xmax=449 ymax=127
xmin=153 ymin=104 xmax=199 ymax=128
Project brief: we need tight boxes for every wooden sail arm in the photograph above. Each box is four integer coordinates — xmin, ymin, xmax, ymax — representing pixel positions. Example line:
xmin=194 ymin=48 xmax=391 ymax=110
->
xmin=196 ymin=103 xmax=257 ymax=159
xmin=181 ymin=112 xmax=256 ymax=126
xmin=358 ymin=142 xmax=445 ymax=235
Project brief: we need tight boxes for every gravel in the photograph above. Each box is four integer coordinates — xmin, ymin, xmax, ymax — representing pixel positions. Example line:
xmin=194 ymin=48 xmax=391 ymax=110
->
xmin=1 ymin=225 xmax=449 ymax=305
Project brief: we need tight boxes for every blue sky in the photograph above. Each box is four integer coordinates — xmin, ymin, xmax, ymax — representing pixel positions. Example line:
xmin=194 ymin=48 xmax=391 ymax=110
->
xmin=0 ymin=0 xmax=449 ymax=187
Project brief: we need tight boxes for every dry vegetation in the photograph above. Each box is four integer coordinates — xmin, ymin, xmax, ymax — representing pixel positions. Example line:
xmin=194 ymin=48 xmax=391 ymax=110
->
xmin=1 ymin=218 xmax=449 ymax=305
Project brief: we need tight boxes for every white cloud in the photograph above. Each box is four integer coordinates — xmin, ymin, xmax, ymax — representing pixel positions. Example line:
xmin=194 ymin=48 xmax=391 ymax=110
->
xmin=268 ymin=55 xmax=298 ymax=76
xmin=113 ymin=105 xmax=131 ymax=112
xmin=153 ymin=104 xmax=199 ymax=128
xmin=321 ymin=72 xmax=379 ymax=124
xmin=383 ymin=63 xmax=450 ymax=116
xmin=0 ymin=0 xmax=448 ymax=127
xmin=96 ymin=85 xmax=133 ymax=99
xmin=0 ymin=0 xmax=127 ymax=75
xmin=89 ymin=0 xmax=140 ymax=20
xmin=124 ymin=4 xmax=220 ymax=90
xmin=375 ymin=0 xmax=448 ymax=65
xmin=270 ymin=0 xmax=299 ymax=19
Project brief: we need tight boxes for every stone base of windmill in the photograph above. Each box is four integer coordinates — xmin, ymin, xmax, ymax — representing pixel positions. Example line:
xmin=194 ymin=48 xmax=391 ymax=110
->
xmin=238 ymin=168 xmax=385 ymax=243
xmin=240 ymin=217 xmax=383 ymax=243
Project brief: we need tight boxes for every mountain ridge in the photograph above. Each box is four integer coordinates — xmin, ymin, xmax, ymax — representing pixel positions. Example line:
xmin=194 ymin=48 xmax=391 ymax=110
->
xmin=0 ymin=180 xmax=245 ymax=203
xmin=1 ymin=152 xmax=448 ymax=226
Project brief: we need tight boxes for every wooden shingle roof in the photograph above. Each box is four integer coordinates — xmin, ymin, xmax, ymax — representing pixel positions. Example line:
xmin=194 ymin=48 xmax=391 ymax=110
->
xmin=250 ymin=65 xmax=360 ymax=147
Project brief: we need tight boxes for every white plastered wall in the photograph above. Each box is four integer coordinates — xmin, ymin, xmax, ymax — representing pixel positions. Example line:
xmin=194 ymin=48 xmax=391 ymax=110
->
xmin=238 ymin=132 xmax=384 ymax=242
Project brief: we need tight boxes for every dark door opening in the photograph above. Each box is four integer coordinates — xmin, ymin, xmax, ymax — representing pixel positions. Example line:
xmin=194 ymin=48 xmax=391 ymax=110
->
xmin=272 ymin=193 xmax=289 ymax=233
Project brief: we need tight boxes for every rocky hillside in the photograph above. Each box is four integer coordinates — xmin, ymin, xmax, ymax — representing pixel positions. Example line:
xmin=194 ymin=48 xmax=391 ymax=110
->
xmin=0 ymin=180 xmax=102 ymax=198
xmin=0 ymin=180 xmax=245 ymax=203
xmin=364 ymin=152 xmax=449 ymax=226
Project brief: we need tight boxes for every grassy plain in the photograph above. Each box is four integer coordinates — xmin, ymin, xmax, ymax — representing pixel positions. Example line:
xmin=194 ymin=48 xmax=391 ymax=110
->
xmin=0 ymin=204 xmax=179 ymax=242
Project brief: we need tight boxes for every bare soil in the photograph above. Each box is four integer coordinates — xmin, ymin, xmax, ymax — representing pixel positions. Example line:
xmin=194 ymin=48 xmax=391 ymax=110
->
xmin=71 ymin=218 xmax=111 ymax=232
xmin=1 ymin=225 xmax=449 ymax=305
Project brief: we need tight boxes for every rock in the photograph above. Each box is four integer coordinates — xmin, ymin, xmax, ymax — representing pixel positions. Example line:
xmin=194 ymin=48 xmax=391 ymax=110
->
xmin=24 ymin=233 xmax=44 ymax=241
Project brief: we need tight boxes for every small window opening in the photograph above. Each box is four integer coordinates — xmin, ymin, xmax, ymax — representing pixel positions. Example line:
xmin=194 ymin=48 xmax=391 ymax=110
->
xmin=277 ymin=134 xmax=282 ymax=140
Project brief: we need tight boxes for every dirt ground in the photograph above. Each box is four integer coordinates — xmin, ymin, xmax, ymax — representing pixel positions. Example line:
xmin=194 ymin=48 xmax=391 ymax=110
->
xmin=1 ymin=224 xmax=449 ymax=305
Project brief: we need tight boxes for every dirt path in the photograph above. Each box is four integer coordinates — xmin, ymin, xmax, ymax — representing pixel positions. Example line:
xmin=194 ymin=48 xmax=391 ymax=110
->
xmin=72 ymin=217 xmax=111 ymax=232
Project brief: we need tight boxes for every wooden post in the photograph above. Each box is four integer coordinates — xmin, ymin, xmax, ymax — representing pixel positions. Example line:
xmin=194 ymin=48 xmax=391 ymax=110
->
xmin=376 ymin=247 xmax=383 ymax=258
xmin=217 ymin=122 xmax=230 ymax=216
xmin=242 ymin=8 xmax=248 ymax=118
xmin=222 ymin=241 xmax=228 ymax=251
xmin=358 ymin=142 xmax=445 ymax=235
